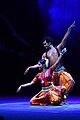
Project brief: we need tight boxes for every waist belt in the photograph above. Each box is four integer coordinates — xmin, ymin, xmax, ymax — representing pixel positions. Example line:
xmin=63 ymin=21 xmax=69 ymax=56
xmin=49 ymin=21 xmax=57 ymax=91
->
xmin=54 ymin=66 xmax=65 ymax=73
xmin=42 ymin=84 xmax=54 ymax=91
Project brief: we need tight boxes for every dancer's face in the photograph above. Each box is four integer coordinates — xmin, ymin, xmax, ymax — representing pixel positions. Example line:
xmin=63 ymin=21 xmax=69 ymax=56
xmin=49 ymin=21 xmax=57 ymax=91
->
xmin=38 ymin=62 xmax=44 ymax=70
xmin=43 ymin=40 xmax=51 ymax=49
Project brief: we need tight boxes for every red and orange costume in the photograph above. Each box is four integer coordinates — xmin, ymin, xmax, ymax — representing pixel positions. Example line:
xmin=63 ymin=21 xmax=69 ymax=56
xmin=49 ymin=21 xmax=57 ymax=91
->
xmin=52 ymin=47 xmax=75 ymax=93
xmin=52 ymin=69 xmax=75 ymax=93
xmin=30 ymin=67 xmax=66 ymax=106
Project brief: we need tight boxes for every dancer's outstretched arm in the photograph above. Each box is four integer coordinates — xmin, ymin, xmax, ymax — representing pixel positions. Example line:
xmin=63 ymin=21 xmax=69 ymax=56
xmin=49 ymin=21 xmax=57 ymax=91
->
xmin=24 ymin=64 xmax=39 ymax=75
xmin=17 ymin=81 xmax=35 ymax=92
xmin=57 ymin=21 xmax=75 ymax=50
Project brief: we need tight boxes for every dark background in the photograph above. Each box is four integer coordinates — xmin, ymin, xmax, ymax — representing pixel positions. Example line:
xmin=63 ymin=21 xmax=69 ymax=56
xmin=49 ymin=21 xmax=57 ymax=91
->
xmin=0 ymin=0 xmax=80 ymax=96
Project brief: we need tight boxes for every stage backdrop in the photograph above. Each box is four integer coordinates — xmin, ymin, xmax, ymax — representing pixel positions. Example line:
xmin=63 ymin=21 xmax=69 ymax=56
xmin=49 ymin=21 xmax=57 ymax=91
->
xmin=0 ymin=0 xmax=80 ymax=96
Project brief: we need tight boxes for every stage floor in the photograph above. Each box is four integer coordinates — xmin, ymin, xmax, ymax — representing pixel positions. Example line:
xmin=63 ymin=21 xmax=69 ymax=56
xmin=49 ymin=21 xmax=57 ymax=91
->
xmin=0 ymin=96 xmax=80 ymax=120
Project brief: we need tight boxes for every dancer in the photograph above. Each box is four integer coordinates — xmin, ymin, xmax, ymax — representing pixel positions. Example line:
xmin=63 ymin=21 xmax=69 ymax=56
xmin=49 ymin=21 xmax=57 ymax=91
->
xmin=17 ymin=48 xmax=67 ymax=106
xmin=24 ymin=22 xmax=75 ymax=96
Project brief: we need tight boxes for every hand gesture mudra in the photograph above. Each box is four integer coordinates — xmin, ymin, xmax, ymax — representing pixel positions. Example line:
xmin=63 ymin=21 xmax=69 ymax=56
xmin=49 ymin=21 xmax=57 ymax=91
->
xmin=68 ymin=21 xmax=75 ymax=30
xmin=24 ymin=67 xmax=30 ymax=75
xmin=16 ymin=86 xmax=22 ymax=93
